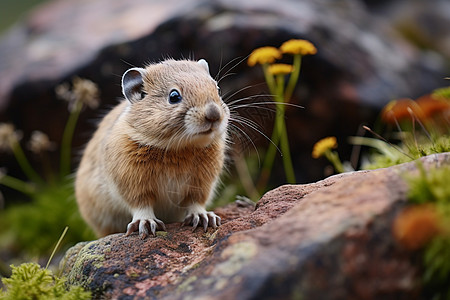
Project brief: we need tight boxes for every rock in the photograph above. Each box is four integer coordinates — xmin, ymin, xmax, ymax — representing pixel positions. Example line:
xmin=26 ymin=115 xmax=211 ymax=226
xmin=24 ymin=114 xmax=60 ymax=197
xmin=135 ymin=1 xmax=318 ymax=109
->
xmin=0 ymin=0 xmax=448 ymax=184
xmin=60 ymin=153 xmax=450 ymax=299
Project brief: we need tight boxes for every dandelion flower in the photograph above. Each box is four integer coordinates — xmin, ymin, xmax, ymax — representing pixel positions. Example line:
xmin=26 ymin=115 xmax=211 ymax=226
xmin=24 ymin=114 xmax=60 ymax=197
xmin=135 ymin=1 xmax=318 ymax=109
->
xmin=248 ymin=47 xmax=282 ymax=66
xmin=393 ymin=205 xmax=442 ymax=250
xmin=268 ymin=64 xmax=294 ymax=76
xmin=28 ymin=131 xmax=55 ymax=154
xmin=0 ymin=123 xmax=21 ymax=152
xmin=56 ymin=77 xmax=100 ymax=112
xmin=280 ymin=39 xmax=317 ymax=56
xmin=72 ymin=77 xmax=100 ymax=109
xmin=312 ymin=136 xmax=337 ymax=159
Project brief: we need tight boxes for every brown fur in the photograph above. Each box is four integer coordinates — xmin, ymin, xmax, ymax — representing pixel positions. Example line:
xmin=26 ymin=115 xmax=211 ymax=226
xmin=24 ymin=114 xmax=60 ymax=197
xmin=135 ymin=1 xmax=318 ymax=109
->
xmin=75 ymin=60 xmax=228 ymax=237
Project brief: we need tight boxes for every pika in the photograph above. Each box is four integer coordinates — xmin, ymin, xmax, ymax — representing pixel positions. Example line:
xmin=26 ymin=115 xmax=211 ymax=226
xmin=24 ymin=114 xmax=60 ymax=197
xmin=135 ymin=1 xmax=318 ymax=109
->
xmin=75 ymin=59 xmax=229 ymax=238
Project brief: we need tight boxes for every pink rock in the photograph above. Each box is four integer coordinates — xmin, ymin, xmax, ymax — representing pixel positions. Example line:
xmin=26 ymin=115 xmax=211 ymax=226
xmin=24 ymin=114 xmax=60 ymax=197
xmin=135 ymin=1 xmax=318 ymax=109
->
xmin=61 ymin=153 xmax=449 ymax=299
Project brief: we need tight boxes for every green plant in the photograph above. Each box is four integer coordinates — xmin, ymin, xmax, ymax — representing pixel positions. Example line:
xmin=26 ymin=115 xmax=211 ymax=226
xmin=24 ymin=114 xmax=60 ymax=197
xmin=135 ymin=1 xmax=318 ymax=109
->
xmin=0 ymin=184 xmax=94 ymax=256
xmin=311 ymin=136 xmax=344 ymax=173
xmin=0 ymin=263 xmax=91 ymax=300
xmin=245 ymin=39 xmax=317 ymax=193
xmin=348 ymin=84 xmax=450 ymax=170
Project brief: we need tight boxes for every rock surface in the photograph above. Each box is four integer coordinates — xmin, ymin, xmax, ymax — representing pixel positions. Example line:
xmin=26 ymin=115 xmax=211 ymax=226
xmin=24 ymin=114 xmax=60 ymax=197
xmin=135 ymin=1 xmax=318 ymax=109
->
xmin=0 ymin=0 xmax=449 ymax=184
xmin=60 ymin=153 xmax=450 ymax=299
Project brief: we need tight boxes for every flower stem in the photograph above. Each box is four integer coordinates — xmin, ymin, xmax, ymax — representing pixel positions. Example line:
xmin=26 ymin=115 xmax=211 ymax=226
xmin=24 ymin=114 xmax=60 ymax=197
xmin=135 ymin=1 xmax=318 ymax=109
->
xmin=11 ymin=140 xmax=44 ymax=185
xmin=257 ymin=127 xmax=280 ymax=191
xmin=275 ymin=75 xmax=296 ymax=183
xmin=284 ymin=54 xmax=302 ymax=101
xmin=257 ymin=64 xmax=281 ymax=190
xmin=278 ymin=116 xmax=296 ymax=183
xmin=324 ymin=150 xmax=345 ymax=173
xmin=270 ymin=75 xmax=297 ymax=184
xmin=262 ymin=64 xmax=277 ymax=96
xmin=0 ymin=174 xmax=36 ymax=195
xmin=60 ymin=100 xmax=82 ymax=177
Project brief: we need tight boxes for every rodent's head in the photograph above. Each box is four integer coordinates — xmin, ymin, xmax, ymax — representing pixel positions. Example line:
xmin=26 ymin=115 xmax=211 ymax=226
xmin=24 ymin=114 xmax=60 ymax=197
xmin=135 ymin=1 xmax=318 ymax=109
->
xmin=121 ymin=59 xmax=229 ymax=150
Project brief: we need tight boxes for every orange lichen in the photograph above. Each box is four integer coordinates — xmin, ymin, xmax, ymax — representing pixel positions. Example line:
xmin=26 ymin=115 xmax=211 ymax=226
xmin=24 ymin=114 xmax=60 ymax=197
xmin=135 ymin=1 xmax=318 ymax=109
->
xmin=380 ymin=98 xmax=422 ymax=124
xmin=393 ymin=205 xmax=442 ymax=250
xmin=415 ymin=94 xmax=450 ymax=121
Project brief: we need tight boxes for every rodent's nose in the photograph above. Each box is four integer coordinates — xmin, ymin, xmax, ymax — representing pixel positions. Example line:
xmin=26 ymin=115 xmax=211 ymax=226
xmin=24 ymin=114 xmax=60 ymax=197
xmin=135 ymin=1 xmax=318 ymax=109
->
xmin=205 ymin=103 xmax=221 ymax=123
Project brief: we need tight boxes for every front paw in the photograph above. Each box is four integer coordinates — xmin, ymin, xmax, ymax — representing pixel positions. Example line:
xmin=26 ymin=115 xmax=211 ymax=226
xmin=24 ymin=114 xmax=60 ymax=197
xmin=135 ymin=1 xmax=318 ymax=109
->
xmin=125 ymin=218 xmax=166 ymax=239
xmin=183 ymin=209 xmax=221 ymax=232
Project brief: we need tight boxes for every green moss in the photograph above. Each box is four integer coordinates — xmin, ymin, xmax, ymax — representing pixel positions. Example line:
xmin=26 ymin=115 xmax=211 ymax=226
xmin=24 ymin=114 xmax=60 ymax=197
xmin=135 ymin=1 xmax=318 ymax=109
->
xmin=0 ymin=263 xmax=91 ymax=300
xmin=406 ymin=165 xmax=450 ymax=300
xmin=66 ymin=241 xmax=105 ymax=287
xmin=408 ymin=165 xmax=450 ymax=207
xmin=176 ymin=275 xmax=197 ymax=293
xmin=432 ymin=86 xmax=450 ymax=100
xmin=156 ymin=231 xmax=168 ymax=237
xmin=361 ymin=135 xmax=450 ymax=170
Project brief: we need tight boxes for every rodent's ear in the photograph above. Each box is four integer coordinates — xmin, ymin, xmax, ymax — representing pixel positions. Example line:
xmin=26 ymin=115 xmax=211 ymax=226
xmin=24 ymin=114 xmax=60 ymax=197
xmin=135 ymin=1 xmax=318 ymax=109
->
xmin=197 ymin=59 xmax=210 ymax=74
xmin=122 ymin=67 xmax=146 ymax=103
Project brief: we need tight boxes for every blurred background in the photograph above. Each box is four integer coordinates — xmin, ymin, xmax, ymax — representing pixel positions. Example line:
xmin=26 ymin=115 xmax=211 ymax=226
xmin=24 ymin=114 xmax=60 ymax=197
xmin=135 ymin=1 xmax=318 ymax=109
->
xmin=0 ymin=0 xmax=449 ymax=267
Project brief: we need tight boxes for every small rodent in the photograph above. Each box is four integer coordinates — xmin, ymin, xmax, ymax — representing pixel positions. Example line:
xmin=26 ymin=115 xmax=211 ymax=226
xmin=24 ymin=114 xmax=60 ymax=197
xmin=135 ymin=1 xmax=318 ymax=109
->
xmin=75 ymin=59 xmax=229 ymax=238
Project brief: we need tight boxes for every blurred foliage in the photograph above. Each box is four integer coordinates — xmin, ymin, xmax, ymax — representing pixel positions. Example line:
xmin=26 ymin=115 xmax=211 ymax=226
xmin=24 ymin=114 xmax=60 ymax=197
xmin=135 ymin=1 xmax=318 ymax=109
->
xmin=0 ymin=0 xmax=49 ymax=34
xmin=0 ymin=77 xmax=98 ymax=274
xmin=0 ymin=182 xmax=94 ymax=257
xmin=405 ymin=165 xmax=450 ymax=300
xmin=315 ymin=85 xmax=450 ymax=173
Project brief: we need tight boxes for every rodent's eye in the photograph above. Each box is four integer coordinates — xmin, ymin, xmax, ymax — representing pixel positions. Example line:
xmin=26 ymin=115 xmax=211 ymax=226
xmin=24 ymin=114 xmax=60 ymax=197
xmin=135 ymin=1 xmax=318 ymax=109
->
xmin=141 ymin=92 xmax=147 ymax=99
xmin=168 ymin=89 xmax=182 ymax=104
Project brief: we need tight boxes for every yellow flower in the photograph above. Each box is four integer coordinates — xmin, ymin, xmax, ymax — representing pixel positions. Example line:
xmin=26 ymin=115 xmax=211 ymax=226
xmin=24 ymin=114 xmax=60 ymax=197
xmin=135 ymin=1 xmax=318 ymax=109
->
xmin=268 ymin=64 xmax=294 ymax=75
xmin=280 ymin=39 xmax=317 ymax=56
xmin=248 ymin=46 xmax=282 ymax=66
xmin=312 ymin=137 xmax=337 ymax=159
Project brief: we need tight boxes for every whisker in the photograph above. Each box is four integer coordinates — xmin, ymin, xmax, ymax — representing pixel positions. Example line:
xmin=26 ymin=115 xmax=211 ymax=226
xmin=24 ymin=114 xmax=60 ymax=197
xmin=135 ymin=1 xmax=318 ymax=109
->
xmin=217 ymin=73 xmax=237 ymax=85
xmin=215 ymin=56 xmax=244 ymax=82
xmin=223 ymin=83 xmax=269 ymax=102
xmin=215 ymin=52 xmax=224 ymax=82
xmin=226 ymin=93 xmax=274 ymax=107
xmin=229 ymin=105 xmax=277 ymax=115
xmin=230 ymin=117 xmax=281 ymax=155
xmin=216 ymin=55 xmax=250 ymax=85
xmin=231 ymin=101 xmax=304 ymax=110
xmin=228 ymin=123 xmax=261 ymax=164
xmin=231 ymin=114 xmax=263 ymax=131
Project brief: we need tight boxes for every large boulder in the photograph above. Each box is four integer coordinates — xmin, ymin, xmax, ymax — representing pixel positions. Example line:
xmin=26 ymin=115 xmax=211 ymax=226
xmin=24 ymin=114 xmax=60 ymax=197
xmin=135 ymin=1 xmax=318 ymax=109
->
xmin=0 ymin=0 xmax=448 ymax=183
xmin=60 ymin=153 xmax=450 ymax=299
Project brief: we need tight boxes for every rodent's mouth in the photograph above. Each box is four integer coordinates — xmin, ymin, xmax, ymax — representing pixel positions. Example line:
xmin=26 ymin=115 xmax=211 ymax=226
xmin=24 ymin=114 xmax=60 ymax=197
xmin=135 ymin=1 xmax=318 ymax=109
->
xmin=199 ymin=129 xmax=213 ymax=135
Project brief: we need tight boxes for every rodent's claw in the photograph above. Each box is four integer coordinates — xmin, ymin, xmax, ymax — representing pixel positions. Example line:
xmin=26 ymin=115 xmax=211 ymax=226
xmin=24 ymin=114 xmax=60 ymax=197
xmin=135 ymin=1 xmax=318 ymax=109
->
xmin=183 ymin=211 xmax=221 ymax=232
xmin=208 ymin=212 xmax=221 ymax=228
xmin=125 ymin=218 xmax=166 ymax=239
